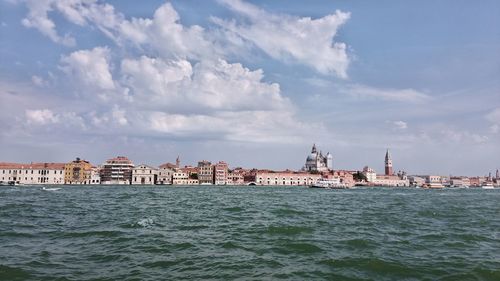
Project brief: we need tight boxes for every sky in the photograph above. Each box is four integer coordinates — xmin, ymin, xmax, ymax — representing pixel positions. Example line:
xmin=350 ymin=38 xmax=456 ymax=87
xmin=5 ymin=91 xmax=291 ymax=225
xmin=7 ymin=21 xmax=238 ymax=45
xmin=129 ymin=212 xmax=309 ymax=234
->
xmin=0 ymin=0 xmax=499 ymax=176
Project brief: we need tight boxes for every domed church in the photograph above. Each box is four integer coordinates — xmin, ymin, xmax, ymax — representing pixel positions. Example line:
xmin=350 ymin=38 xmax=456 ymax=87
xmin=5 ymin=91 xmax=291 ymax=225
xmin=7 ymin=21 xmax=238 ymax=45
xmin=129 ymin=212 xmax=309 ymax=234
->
xmin=302 ymin=144 xmax=333 ymax=172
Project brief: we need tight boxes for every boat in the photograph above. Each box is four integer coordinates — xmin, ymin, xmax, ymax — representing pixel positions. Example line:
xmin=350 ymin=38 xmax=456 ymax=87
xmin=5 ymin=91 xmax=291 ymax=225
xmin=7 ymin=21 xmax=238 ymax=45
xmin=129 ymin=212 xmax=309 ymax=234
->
xmin=42 ymin=186 xmax=61 ymax=191
xmin=309 ymin=178 xmax=349 ymax=189
xmin=481 ymin=182 xmax=495 ymax=189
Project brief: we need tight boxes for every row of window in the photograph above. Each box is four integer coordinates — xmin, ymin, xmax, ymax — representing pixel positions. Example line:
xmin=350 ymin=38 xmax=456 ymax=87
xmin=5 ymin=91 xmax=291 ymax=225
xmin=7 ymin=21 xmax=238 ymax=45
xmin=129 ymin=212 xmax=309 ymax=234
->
xmin=1 ymin=170 xmax=63 ymax=175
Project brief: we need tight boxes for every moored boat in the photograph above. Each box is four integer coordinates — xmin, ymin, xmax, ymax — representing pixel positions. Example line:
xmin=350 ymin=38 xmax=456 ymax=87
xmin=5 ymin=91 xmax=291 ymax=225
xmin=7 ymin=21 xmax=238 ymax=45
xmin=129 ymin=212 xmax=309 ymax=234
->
xmin=309 ymin=178 xmax=349 ymax=189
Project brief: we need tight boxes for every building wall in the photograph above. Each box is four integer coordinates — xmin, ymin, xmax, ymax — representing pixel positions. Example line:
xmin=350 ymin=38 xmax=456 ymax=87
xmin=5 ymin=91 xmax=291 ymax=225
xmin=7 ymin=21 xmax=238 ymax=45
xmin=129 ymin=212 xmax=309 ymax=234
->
xmin=0 ymin=163 xmax=65 ymax=185
xmin=132 ymin=165 xmax=158 ymax=185
xmin=100 ymin=156 xmax=134 ymax=185
xmin=198 ymin=161 xmax=213 ymax=184
xmin=157 ymin=168 xmax=174 ymax=185
xmin=214 ymin=162 xmax=228 ymax=185
xmin=64 ymin=158 xmax=92 ymax=184
xmin=255 ymin=171 xmax=321 ymax=186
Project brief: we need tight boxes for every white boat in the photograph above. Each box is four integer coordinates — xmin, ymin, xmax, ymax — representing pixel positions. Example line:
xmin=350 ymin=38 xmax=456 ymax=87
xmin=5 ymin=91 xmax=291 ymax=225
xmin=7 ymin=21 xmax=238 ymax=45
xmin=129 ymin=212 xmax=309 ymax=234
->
xmin=309 ymin=178 xmax=348 ymax=189
xmin=42 ymin=186 xmax=61 ymax=191
xmin=481 ymin=183 xmax=495 ymax=189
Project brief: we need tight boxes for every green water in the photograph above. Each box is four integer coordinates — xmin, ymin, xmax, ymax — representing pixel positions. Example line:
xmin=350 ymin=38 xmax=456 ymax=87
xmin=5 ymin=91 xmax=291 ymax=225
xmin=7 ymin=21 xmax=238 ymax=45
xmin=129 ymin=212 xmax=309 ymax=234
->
xmin=0 ymin=186 xmax=499 ymax=280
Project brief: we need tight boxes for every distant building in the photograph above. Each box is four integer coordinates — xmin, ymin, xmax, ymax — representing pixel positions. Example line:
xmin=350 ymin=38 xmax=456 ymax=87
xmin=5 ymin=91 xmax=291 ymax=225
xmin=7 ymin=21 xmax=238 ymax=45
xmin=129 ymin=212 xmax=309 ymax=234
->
xmin=385 ymin=149 xmax=393 ymax=176
xmin=409 ymin=176 xmax=425 ymax=187
xmin=362 ymin=166 xmax=377 ymax=182
xmin=425 ymin=175 xmax=444 ymax=188
xmin=100 ymin=156 xmax=134 ymax=185
xmin=227 ymin=171 xmax=244 ymax=185
xmin=132 ymin=164 xmax=158 ymax=185
xmin=0 ymin=162 xmax=65 ymax=185
xmin=64 ymin=158 xmax=92 ymax=184
xmin=302 ymin=144 xmax=332 ymax=172
xmin=157 ymin=162 xmax=176 ymax=185
xmin=197 ymin=161 xmax=213 ymax=184
xmin=214 ymin=161 xmax=228 ymax=185
xmin=172 ymin=171 xmax=199 ymax=185
xmin=88 ymin=166 xmax=101 ymax=184
xmin=254 ymin=170 xmax=321 ymax=186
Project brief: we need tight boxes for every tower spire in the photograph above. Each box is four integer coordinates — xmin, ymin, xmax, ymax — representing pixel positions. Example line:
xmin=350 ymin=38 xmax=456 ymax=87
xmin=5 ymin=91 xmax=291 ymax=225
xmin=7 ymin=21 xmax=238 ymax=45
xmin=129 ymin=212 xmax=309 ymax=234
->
xmin=385 ymin=148 xmax=393 ymax=176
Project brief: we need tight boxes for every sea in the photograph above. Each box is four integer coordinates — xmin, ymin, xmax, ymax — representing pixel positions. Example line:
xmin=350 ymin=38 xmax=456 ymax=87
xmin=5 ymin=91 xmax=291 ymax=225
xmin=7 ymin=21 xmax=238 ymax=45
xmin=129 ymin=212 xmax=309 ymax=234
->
xmin=0 ymin=185 xmax=499 ymax=280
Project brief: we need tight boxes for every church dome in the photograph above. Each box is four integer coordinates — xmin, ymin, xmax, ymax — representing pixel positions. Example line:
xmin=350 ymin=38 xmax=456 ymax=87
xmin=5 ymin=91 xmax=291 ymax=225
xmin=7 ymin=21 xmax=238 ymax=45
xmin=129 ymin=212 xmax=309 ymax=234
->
xmin=306 ymin=153 xmax=316 ymax=161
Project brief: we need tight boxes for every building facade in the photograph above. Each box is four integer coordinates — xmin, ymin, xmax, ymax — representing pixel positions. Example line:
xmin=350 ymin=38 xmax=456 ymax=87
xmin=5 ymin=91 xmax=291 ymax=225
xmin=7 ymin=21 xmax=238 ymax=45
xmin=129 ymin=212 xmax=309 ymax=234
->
xmin=132 ymin=164 xmax=158 ymax=185
xmin=100 ymin=156 xmax=134 ymax=185
xmin=255 ymin=170 xmax=322 ymax=186
xmin=198 ymin=161 xmax=213 ymax=184
xmin=0 ymin=162 xmax=65 ymax=185
xmin=303 ymin=144 xmax=332 ymax=172
xmin=214 ymin=161 xmax=228 ymax=185
xmin=157 ymin=163 xmax=176 ymax=185
xmin=64 ymin=158 xmax=92 ymax=184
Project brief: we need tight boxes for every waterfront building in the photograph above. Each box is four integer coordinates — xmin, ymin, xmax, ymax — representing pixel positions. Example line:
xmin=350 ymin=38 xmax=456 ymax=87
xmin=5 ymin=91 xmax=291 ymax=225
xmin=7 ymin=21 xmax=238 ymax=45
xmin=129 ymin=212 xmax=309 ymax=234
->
xmin=88 ymin=166 xmax=101 ymax=184
xmin=302 ymin=144 xmax=332 ymax=172
xmin=157 ymin=162 xmax=176 ymax=185
xmin=362 ymin=166 xmax=377 ymax=182
xmin=132 ymin=164 xmax=158 ymax=185
xmin=331 ymin=170 xmax=355 ymax=187
xmin=409 ymin=176 xmax=426 ymax=187
xmin=425 ymin=175 xmax=444 ymax=188
xmin=172 ymin=171 xmax=199 ymax=185
xmin=227 ymin=171 xmax=245 ymax=185
xmin=198 ymin=161 xmax=213 ymax=184
xmin=371 ymin=150 xmax=409 ymax=187
xmin=469 ymin=177 xmax=480 ymax=187
xmin=0 ymin=162 xmax=65 ymax=185
xmin=100 ymin=156 xmax=134 ymax=185
xmin=385 ymin=149 xmax=393 ymax=176
xmin=64 ymin=158 xmax=92 ymax=184
xmin=214 ymin=161 xmax=228 ymax=185
xmin=254 ymin=170 xmax=322 ymax=186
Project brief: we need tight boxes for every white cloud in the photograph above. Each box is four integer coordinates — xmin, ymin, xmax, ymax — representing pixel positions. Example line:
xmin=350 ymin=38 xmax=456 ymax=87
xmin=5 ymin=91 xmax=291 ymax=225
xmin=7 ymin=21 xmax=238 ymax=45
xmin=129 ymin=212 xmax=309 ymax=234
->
xmin=344 ymin=84 xmax=431 ymax=103
xmin=20 ymin=0 xmax=76 ymax=46
xmin=59 ymin=46 xmax=115 ymax=92
xmin=31 ymin=75 xmax=48 ymax=87
xmin=25 ymin=109 xmax=59 ymax=125
xmin=150 ymin=110 xmax=319 ymax=143
xmin=121 ymin=57 xmax=288 ymax=112
xmin=214 ymin=0 xmax=350 ymax=77
xmin=391 ymin=121 xmax=408 ymax=130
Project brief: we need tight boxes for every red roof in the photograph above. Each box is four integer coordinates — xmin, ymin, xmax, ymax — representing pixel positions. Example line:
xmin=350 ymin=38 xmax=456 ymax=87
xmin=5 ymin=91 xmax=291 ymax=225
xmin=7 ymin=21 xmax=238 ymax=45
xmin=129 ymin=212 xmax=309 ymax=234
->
xmin=0 ymin=162 xmax=66 ymax=170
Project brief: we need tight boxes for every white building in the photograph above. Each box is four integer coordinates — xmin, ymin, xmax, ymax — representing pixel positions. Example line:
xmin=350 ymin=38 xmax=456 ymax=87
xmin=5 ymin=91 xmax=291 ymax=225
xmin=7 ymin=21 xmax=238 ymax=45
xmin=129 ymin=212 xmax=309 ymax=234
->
xmin=87 ymin=167 xmax=101 ymax=185
xmin=362 ymin=166 xmax=377 ymax=182
xmin=425 ymin=175 xmax=444 ymax=188
xmin=255 ymin=171 xmax=322 ymax=186
xmin=0 ymin=162 xmax=65 ymax=185
xmin=132 ymin=164 xmax=158 ymax=185
xmin=172 ymin=171 xmax=199 ymax=185
xmin=157 ymin=163 xmax=176 ymax=185
xmin=302 ymin=144 xmax=332 ymax=172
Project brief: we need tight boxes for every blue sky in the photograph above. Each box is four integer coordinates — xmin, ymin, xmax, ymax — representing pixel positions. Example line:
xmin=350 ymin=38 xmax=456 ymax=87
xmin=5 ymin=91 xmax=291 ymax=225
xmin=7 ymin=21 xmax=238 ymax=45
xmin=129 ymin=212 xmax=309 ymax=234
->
xmin=0 ymin=0 xmax=499 ymax=176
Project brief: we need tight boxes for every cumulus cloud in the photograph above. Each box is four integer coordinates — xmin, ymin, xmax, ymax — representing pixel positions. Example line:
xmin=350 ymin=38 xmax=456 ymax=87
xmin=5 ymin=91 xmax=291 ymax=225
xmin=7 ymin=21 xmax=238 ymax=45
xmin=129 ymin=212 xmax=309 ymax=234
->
xmin=13 ymin=1 xmax=330 ymax=145
xmin=121 ymin=57 xmax=288 ymax=112
xmin=20 ymin=0 xmax=76 ymax=46
xmin=344 ymin=84 xmax=431 ymax=103
xmin=25 ymin=109 xmax=59 ymax=125
xmin=214 ymin=0 xmax=350 ymax=77
xmin=59 ymin=46 xmax=115 ymax=92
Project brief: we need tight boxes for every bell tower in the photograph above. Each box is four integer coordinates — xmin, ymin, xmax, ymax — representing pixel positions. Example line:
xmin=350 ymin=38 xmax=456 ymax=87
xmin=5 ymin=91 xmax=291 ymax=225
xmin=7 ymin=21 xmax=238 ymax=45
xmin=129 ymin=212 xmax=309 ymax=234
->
xmin=385 ymin=149 xmax=393 ymax=176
